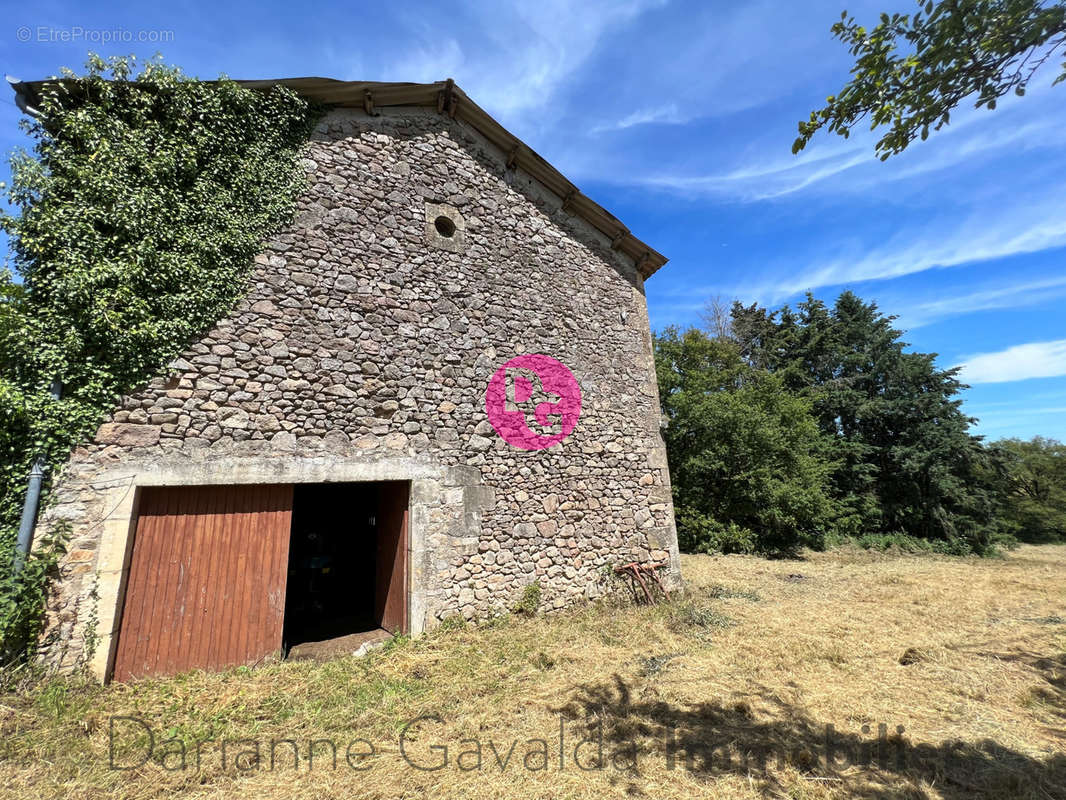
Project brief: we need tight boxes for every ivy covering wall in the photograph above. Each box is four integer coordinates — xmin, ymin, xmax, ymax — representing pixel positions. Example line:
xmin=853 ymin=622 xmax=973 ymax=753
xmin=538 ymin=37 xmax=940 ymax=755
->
xmin=0 ymin=55 xmax=322 ymax=660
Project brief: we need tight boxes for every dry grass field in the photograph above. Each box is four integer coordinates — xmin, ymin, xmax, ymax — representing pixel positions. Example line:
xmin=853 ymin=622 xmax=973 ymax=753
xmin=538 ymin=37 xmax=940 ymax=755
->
xmin=2 ymin=544 xmax=1065 ymax=799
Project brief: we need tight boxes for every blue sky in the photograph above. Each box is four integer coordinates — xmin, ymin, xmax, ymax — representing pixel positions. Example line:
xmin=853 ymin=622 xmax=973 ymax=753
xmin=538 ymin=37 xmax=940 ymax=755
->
xmin=1 ymin=0 xmax=1064 ymax=441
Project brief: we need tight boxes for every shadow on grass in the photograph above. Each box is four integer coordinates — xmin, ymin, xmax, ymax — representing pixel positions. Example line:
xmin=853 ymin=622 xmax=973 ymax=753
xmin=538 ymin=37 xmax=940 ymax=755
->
xmin=557 ymin=662 xmax=1066 ymax=799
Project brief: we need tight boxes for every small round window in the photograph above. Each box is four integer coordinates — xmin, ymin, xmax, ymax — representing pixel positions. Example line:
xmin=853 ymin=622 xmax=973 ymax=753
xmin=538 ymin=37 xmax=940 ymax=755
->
xmin=434 ymin=215 xmax=457 ymax=238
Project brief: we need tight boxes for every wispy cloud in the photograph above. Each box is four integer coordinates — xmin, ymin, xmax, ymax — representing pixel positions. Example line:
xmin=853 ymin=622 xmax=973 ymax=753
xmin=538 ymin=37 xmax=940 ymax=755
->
xmin=590 ymin=103 xmax=690 ymax=133
xmin=956 ymin=339 xmax=1066 ymax=384
xmin=634 ymin=147 xmax=871 ymax=201
xmin=374 ymin=0 xmax=667 ymax=122
xmin=606 ymin=85 xmax=1066 ymax=202
xmin=896 ymin=275 xmax=1066 ymax=329
xmin=969 ymin=414 xmax=1066 ymax=439
xmin=672 ymin=201 xmax=1066 ymax=308
xmin=760 ymin=198 xmax=1066 ymax=301
xmin=967 ymin=404 xmax=1066 ymax=436
xmin=377 ymin=38 xmax=465 ymax=85
xmin=970 ymin=405 xmax=1066 ymax=419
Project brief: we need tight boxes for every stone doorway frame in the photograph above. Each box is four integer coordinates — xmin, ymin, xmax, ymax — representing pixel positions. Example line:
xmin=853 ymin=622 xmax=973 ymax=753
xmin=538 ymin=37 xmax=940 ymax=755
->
xmin=83 ymin=454 xmax=483 ymax=682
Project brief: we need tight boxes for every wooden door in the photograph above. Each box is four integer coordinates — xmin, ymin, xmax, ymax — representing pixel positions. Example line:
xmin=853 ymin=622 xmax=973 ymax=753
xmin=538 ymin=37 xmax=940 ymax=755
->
xmin=374 ymin=481 xmax=409 ymax=633
xmin=111 ymin=484 xmax=294 ymax=682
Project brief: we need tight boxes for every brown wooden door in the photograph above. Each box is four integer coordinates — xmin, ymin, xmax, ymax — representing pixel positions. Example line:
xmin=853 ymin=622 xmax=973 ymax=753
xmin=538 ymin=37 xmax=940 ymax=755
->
xmin=111 ymin=484 xmax=294 ymax=682
xmin=374 ymin=481 xmax=409 ymax=633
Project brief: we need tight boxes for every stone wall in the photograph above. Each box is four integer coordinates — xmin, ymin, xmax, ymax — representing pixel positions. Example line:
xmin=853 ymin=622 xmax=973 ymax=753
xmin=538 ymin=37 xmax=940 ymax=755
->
xmin=37 ymin=105 xmax=681 ymax=675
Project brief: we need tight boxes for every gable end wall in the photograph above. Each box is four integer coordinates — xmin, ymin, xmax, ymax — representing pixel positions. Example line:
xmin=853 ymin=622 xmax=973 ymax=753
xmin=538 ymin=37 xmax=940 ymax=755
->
xmin=37 ymin=106 xmax=681 ymax=677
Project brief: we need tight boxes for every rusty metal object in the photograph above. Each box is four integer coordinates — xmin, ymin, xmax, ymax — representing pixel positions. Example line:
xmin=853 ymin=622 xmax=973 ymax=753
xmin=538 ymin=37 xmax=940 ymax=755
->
xmin=614 ymin=560 xmax=670 ymax=604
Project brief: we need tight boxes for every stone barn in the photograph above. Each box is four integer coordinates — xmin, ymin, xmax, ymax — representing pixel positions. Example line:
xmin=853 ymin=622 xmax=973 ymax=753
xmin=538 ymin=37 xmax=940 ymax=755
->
xmin=12 ymin=78 xmax=681 ymax=682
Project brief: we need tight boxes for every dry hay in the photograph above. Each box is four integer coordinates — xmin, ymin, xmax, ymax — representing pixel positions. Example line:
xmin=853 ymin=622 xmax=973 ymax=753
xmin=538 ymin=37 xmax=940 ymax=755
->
xmin=2 ymin=544 xmax=1065 ymax=799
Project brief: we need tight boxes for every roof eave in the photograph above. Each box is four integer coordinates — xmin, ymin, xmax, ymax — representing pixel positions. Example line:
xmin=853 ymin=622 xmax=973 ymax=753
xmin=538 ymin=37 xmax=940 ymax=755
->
xmin=8 ymin=76 xmax=668 ymax=279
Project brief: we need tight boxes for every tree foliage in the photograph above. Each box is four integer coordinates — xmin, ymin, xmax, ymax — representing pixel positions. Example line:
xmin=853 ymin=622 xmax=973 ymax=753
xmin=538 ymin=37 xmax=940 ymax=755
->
xmin=732 ymin=292 xmax=1007 ymax=552
xmin=657 ymin=292 xmax=1019 ymax=557
xmin=996 ymin=436 xmax=1066 ymax=541
xmin=0 ymin=55 xmax=321 ymax=660
xmin=655 ymin=327 xmax=841 ymax=555
xmin=795 ymin=0 xmax=1066 ymax=158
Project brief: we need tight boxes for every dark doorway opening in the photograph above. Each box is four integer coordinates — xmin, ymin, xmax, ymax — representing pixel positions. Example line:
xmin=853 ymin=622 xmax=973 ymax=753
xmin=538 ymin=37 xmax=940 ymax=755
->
xmin=282 ymin=481 xmax=409 ymax=660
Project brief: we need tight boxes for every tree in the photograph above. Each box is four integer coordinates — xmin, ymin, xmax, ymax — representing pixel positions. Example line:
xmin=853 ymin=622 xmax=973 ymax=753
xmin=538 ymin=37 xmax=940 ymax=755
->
xmin=996 ymin=436 xmax=1066 ymax=541
xmin=699 ymin=295 xmax=734 ymax=341
xmin=655 ymin=327 xmax=841 ymax=555
xmin=794 ymin=0 xmax=1066 ymax=158
xmin=731 ymin=292 xmax=1006 ymax=552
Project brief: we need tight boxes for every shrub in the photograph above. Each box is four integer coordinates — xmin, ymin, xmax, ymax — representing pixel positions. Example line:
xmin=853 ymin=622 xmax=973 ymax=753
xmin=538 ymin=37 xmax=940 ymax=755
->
xmin=676 ymin=510 xmax=757 ymax=555
xmin=0 ymin=528 xmax=66 ymax=663
xmin=513 ymin=582 xmax=541 ymax=616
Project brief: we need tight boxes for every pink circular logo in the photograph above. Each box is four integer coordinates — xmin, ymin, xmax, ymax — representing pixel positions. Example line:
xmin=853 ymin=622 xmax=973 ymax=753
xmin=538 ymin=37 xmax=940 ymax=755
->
xmin=485 ymin=354 xmax=582 ymax=450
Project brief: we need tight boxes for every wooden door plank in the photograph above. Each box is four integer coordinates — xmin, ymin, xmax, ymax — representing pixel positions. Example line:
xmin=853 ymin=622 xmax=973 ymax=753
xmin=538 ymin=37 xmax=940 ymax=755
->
xmin=111 ymin=484 xmax=294 ymax=682
xmin=375 ymin=481 xmax=410 ymax=634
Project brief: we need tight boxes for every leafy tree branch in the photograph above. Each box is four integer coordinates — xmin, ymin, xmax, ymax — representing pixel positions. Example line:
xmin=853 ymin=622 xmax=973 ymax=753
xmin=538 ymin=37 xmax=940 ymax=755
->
xmin=795 ymin=0 xmax=1066 ymax=158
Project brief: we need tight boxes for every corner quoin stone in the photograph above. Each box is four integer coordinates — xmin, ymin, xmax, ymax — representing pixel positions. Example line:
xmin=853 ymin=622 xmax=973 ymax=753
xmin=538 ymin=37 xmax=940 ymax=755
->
xmin=93 ymin=423 xmax=161 ymax=447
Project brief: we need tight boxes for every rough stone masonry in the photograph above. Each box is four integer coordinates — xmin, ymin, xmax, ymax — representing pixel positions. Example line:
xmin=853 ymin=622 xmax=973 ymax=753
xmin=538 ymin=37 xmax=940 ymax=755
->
xmin=36 ymin=101 xmax=681 ymax=674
